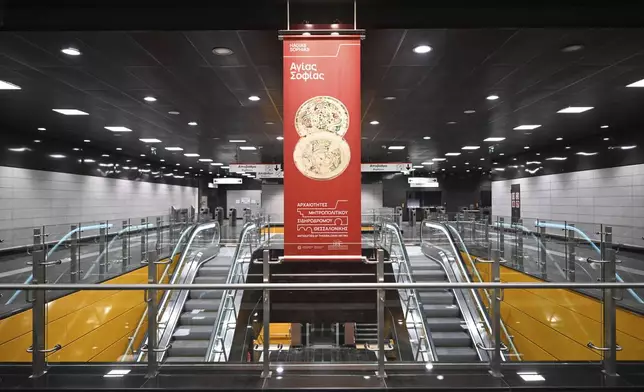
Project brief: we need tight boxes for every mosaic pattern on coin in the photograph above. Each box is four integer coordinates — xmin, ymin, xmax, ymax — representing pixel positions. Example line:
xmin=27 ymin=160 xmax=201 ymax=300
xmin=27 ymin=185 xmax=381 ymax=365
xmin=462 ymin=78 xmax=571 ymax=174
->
xmin=294 ymin=96 xmax=350 ymax=137
xmin=293 ymin=132 xmax=351 ymax=180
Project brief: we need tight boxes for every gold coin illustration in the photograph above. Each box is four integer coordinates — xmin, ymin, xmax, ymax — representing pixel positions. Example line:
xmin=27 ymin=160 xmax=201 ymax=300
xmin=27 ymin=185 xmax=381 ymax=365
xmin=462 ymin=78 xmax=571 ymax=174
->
xmin=294 ymin=95 xmax=350 ymax=137
xmin=293 ymin=132 xmax=351 ymax=181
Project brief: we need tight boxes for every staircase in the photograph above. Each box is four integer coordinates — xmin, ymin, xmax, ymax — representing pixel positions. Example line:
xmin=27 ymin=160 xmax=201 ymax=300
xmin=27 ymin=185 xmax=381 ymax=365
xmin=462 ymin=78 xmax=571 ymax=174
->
xmin=164 ymin=255 xmax=231 ymax=362
xmin=354 ymin=323 xmax=378 ymax=346
xmin=409 ymin=255 xmax=479 ymax=362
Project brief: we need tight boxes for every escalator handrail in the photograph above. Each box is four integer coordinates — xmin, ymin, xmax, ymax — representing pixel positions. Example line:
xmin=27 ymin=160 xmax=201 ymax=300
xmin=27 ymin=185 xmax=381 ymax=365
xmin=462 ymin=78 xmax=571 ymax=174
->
xmin=205 ymin=221 xmax=259 ymax=362
xmin=444 ymin=223 xmax=521 ymax=361
xmin=381 ymin=222 xmax=437 ymax=363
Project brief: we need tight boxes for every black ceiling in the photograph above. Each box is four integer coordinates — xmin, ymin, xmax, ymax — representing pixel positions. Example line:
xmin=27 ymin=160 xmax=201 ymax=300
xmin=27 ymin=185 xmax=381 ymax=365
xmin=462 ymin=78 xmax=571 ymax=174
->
xmin=1 ymin=27 xmax=644 ymax=177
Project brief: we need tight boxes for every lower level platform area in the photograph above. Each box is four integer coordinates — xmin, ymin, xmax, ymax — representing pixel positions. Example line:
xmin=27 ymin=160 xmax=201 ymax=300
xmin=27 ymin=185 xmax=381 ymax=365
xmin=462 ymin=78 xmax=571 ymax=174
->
xmin=1 ymin=363 xmax=644 ymax=390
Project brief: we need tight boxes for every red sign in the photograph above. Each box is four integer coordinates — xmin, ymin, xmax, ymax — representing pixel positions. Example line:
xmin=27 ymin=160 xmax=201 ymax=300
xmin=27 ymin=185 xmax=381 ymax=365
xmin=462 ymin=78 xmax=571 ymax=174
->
xmin=283 ymin=36 xmax=362 ymax=257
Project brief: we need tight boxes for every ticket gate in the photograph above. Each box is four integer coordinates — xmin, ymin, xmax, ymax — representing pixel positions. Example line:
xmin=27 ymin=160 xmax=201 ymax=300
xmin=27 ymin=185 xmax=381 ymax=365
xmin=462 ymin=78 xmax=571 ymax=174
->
xmin=229 ymin=208 xmax=237 ymax=226
xmin=215 ymin=207 xmax=224 ymax=225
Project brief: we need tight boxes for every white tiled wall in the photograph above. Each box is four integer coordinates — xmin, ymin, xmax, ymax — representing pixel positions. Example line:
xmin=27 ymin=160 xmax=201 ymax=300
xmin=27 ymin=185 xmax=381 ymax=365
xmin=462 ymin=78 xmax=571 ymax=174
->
xmin=491 ymin=164 xmax=644 ymax=246
xmin=259 ymin=183 xmax=384 ymax=222
xmin=0 ymin=166 xmax=197 ymax=249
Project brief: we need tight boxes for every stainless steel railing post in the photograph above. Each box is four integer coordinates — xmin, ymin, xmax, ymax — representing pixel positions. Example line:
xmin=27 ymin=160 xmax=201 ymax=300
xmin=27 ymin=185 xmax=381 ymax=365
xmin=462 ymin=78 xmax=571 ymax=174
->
xmin=516 ymin=219 xmax=524 ymax=270
xmin=498 ymin=217 xmax=505 ymax=260
xmin=490 ymin=248 xmax=502 ymax=378
xmin=98 ymin=223 xmax=107 ymax=280
xmin=146 ymin=249 xmax=159 ymax=378
xmin=602 ymin=226 xmax=618 ymax=376
xmin=141 ymin=218 xmax=147 ymax=265
xmin=122 ymin=220 xmax=129 ymax=273
xmin=261 ymin=249 xmax=271 ymax=378
xmin=377 ymin=248 xmax=386 ymax=379
xmin=539 ymin=225 xmax=547 ymax=279
xmin=566 ymin=224 xmax=576 ymax=282
xmin=70 ymin=225 xmax=78 ymax=283
xmin=31 ymin=227 xmax=47 ymax=378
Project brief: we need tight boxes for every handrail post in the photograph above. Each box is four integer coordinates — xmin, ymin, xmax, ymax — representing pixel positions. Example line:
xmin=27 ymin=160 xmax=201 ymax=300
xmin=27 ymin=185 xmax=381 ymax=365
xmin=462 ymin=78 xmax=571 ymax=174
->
xmin=377 ymin=248 xmax=386 ymax=379
xmin=602 ymin=226 xmax=618 ymax=377
xmin=70 ymin=225 xmax=78 ymax=283
xmin=146 ymin=248 xmax=159 ymax=378
xmin=490 ymin=248 xmax=502 ymax=378
xmin=141 ymin=218 xmax=147 ymax=265
xmin=515 ymin=219 xmax=523 ymax=270
xmin=98 ymin=222 xmax=106 ymax=280
xmin=156 ymin=217 xmax=162 ymax=255
xmin=31 ymin=228 xmax=47 ymax=378
xmin=122 ymin=220 xmax=129 ymax=273
xmin=261 ymin=249 xmax=271 ymax=378
xmin=498 ymin=217 xmax=505 ymax=260
xmin=539 ymin=224 xmax=547 ymax=279
xmin=566 ymin=224 xmax=576 ymax=281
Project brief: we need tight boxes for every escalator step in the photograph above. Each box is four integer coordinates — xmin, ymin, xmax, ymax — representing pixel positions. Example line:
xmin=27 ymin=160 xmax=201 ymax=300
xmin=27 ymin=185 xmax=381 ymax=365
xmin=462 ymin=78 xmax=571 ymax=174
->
xmin=189 ymin=290 xmax=223 ymax=300
xmin=184 ymin=299 xmax=221 ymax=311
xmin=418 ymin=291 xmax=455 ymax=304
xmin=426 ymin=317 xmax=464 ymax=331
xmin=432 ymin=332 xmax=472 ymax=347
xmin=413 ymin=270 xmax=447 ymax=281
xmin=180 ymin=311 xmax=218 ymax=325
xmin=165 ymin=356 xmax=204 ymax=363
xmin=412 ymin=263 xmax=443 ymax=270
xmin=194 ymin=276 xmax=226 ymax=283
xmin=172 ymin=325 xmax=214 ymax=340
xmin=422 ymin=304 xmax=460 ymax=317
xmin=199 ymin=266 xmax=230 ymax=275
xmin=168 ymin=340 xmax=209 ymax=357
xmin=436 ymin=347 xmax=479 ymax=362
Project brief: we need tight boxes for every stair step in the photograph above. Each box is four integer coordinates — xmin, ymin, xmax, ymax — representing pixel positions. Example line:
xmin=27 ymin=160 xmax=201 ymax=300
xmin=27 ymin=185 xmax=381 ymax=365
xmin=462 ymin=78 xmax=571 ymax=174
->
xmin=436 ymin=347 xmax=479 ymax=362
xmin=168 ymin=340 xmax=209 ymax=357
xmin=165 ymin=356 xmax=205 ymax=363
xmin=432 ymin=332 xmax=472 ymax=347
xmin=189 ymin=290 xmax=223 ymax=300
xmin=184 ymin=299 xmax=221 ymax=312
xmin=418 ymin=291 xmax=455 ymax=305
xmin=199 ymin=266 xmax=230 ymax=275
xmin=194 ymin=276 xmax=226 ymax=284
xmin=180 ymin=311 xmax=218 ymax=325
xmin=412 ymin=263 xmax=443 ymax=271
xmin=426 ymin=317 xmax=465 ymax=332
xmin=413 ymin=270 xmax=447 ymax=281
xmin=422 ymin=304 xmax=460 ymax=317
xmin=172 ymin=325 xmax=213 ymax=340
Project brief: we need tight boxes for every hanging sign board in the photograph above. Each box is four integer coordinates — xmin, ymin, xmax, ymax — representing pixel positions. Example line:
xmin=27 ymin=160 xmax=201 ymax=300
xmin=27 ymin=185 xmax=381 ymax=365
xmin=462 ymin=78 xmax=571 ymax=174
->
xmin=213 ymin=178 xmax=242 ymax=185
xmin=361 ymin=163 xmax=412 ymax=172
xmin=408 ymin=177 xmax=439 ymax=187
xmin=283 ymin=36 xmax=362 ymax=257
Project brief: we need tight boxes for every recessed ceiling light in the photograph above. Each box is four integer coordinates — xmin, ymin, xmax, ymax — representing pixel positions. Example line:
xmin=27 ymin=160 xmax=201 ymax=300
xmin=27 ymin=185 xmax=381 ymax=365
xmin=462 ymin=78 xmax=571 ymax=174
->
xmin=565 ymin=146 xmax=571 ymax=149
xmin=49 ymin=154 xmax=66 ymax=159
xmin=212 ymin=47 xmax=233 ymax=56
xmin=188 ymin=121 xmax=198 ymax=126
xmin=626 ymin=79 xmax=644 ymax=88
xmin=176 ymin=163 xmax=180 ymax=166
xmin=600 ymin=125 xmax=609 ymax=129
xmin=388 ymin=146 xmax=405 ymax=150
xmin=248 ymin=95 xmax=260 ymax=101
xmin=486 ymin=95 xmax=499 ymax=100
xmin=101 ymin=154 xmax=109 ymax=157
xmin=188 ymin=167 xmax=193 ymax=169
xmin=557 ymin=106 xmax=594 ymax=113
xmin=480 ymin=158 xmax=485 ymax=161
xmin=484 ymin=137 xmax=505 ymax=142
xmin=140 ymin=154 xmax=145 ymax=157
xmin=603 ymin=137 xmax=610 ymax=141
xmin=524 ymin=146 xmax=530 ymax=149
xmin=116 ymin=147 xmax=122 ymax=151
xmin=83 ymin=139 xmax=90 ymax=143
xmin=413 ymin=45 xmax=432 ymax=54
xmin=239 ymin=146 xmax=257 ymax=150
xmin=184 ymin=153 xmax=200 ymax=157
xmin=423 ymin=136 xmax=431 ymax=140
xmin=221 ymin=166 xmax=229 ymax=169
xmin=8 ymin=147 xmax=28 ymax=152
xmin=83 ymin=159 xmax=95 ymax=163
xmin=462 ymin=146 xmax=480 ymax=150
xmin=53 ymin=108 xmax=89 ymax=116
xmin=514 ymin=125 xmax=541 ymax=130
xmin=527 ymin=161 xmax=542 ymax=165
xmin=561 ymin=44 xmax=584 ymax=53
xmin=61 ymin=47 xmax=81 ymax=56
xmin=229 ymin=139 xmax=246 ymax=143
xmin=493 ymin=168 xmax=505 ymax=171
xmin=556 ymin=137 xmax=563 ymax=141
xmin=211 ymin=162 xmax=224 ymax=166
xmin=383 ymin=96 xmax=396 ymax=101
xmin=432 ymin=158 xmax=446 ymax=161
xmin=621 ymin=145 xmax=637 ymax=150
xmin=447 ymin=121 xmax=457 ymax=125
xmin=445 ymin=152 xmax=461 ymax=156
xmin=499 ymin=153 xmax=505 ymax=156
xmin=105 ymin=126 xmax=132 ymax=132
xmin=140 ymin=138 xmax=162 ymax=143
xmin=159 ymin=159 xmax=165 ymax=162
xmin=34 ymin=140 xmax=41 ymax=143
xmin=0 ymin=80 xmax=21 ymax=90
xmin=265 ymin=121 xmax=275 ymax=125
xmin=421 ymin=161 xmax=434 ymax=165
xmin=199 ymin=158 xmax=213 ymax=162
xmin=412 ymin=165 xmax=423 ymax=169
xmin=577 ymin=152 xmax=598 ymax=156
xmin=168 ymin=110 xmax=180 ymax=115
xmin=464 ymin=110 xmax=476 ymax=114
xmin=452 ymin=165 xmax=456 ymax=168
xmin=276 ymin=136 xmax=284 ymax=140
xmin=546 ymin=157 xmax=567 ymax=161
xmin=369 ymin=120 xmax=379 ymax=125
xmin=536 ymin=153 xmax=541 ymax=156
xmin=517 ymin=372 xmax=545 ymax=382
xmin=36 ymin=128 xmax=46 ymax=132
xmin=165 ymin=147 xmax=183 ymax=151
xmin=144 ymin=96 xmax=157 ymax=102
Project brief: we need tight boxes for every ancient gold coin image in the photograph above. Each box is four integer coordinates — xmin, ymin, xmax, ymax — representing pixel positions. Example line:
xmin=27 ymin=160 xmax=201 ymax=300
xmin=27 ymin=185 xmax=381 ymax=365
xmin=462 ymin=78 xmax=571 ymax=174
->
xmin=294 ymin=95 xmax=350 ymax=137
xmin=293 ymin=132 xmax=351 ymax=180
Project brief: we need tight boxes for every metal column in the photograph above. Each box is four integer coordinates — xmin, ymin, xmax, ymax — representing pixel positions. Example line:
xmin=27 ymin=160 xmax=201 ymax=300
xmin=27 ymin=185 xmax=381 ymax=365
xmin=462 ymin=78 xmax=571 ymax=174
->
xmin=602 ymin=227 xmax=618 ymax=376
xmin=146 ymin=249 xmax=159 ymax=378
xmin=98 ymin=223 xmax=107 ymax=280
xmin=490 ymin=248 xmax=502 ymax=378
xmin=261 ymin=249 xmax=271 ymax=378
xmin=515 ymin=219 xmax=524 ymax=270
xmin=156 ymin=217 xmax=162 ymax=255
xmin=141 ymin=218 xmax=147 ymax=264
xmin=70 ymin=225 xmax=78 ymax=283
xmin=565 ymin=224 xmax=576 ymax=281
xmin=539 ymin=225 xmax=547 ymax=279
xmin=498 ymin=217 xmax=505 ymax=259
xmin=30 ymin=228 xmax=47 ymax=378
xmin=121 ymin=220 xmax=129 ymax=273
xmin=377 ymin=248 xmax=386 ymax=378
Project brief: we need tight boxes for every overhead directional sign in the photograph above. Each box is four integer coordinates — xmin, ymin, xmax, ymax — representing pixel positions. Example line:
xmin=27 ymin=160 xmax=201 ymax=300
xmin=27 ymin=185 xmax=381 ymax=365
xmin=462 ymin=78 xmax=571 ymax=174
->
xmin=257 ymin=165 xmax=284 ymax=179
xmin=408 ymin=177 xmax=439 ymax=188
xmin=213 ymin=178 xmax=243 ymax=184
xmin=229 ymin=163 xmax=277 ymax=173
xmin=361 ymin=162 xmax=413 ymax=172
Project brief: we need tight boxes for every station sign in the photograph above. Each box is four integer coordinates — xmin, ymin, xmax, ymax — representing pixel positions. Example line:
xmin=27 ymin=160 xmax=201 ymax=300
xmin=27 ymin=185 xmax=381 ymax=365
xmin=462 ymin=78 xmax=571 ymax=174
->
xmin=361 ymin=163 xmax=413 ymax=172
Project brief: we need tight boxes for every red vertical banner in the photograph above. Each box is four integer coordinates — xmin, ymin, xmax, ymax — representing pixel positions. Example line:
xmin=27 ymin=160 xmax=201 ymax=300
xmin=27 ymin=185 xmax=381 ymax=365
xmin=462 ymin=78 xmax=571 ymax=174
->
xmin=283 ymin=36 xmax=362 ymax=257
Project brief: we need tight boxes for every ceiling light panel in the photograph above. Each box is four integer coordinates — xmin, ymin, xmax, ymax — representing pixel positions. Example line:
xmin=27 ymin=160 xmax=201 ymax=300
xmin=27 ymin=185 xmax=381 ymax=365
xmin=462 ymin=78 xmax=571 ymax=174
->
xmin=576 ymin=152 xmax=598 ymax=156
xmin=184 ymin=153 xmax=200 ymax=157
xmin=139 ymin=138 xmax=161 ymax=143
xmin=165 ymin=147 xmax=183 ymax=151
xmin=514 ymin=125 xmax=541 ymax=130
xmin=626 ymin=79 xmax=644 ymax=87
xmin=445 ymin=152 xmax=461 ymax=156
xmin=239 ymin=146 xmax=257 ymax=151
xmin=462 ymin=146 xmax=480 ymax=150
xmin=199 ymin=158 xmax=213 ymax=162
xmin=557 ymin=106 xmax=594 ymax=113
xmin=105 ymin=126 xmax=132 ymax=132
xmin=229 ymin=139 xmax=246 ymax=143
xmin=53 ymin=109 xmax=89 ymax=115
xmin=546 ymin=157 xmax=568 ymax=161
xmin=0 ymin=80 xmax=21 ymax=90
xmin=388 ymin=146 xmax=405 ymax=150
xmin=484 ymin=137 xmax=505 ymax=142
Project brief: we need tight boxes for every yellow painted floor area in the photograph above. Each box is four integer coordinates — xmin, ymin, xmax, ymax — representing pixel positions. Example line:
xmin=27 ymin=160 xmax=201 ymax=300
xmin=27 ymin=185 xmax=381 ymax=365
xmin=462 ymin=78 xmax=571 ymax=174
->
xmin=467 ymin=253 xmax=644 ymax=361
xmin=0 ymin=254 xmax=180 ymax=363
xmin=255 ymin=323 xmax=292 ymax=346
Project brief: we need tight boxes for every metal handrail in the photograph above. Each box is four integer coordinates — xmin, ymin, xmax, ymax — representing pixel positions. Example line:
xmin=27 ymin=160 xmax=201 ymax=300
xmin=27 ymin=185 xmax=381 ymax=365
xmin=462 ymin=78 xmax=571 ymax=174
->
xmin=444 ymin=224 xmax=521 ymax=361
xmin=381 ymin=222 xmax=437 ymax=362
